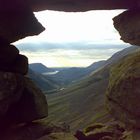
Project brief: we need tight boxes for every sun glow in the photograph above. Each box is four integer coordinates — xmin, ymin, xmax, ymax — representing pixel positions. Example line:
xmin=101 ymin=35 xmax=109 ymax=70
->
xmin=16 ymin=10 xmax=128 ymax=67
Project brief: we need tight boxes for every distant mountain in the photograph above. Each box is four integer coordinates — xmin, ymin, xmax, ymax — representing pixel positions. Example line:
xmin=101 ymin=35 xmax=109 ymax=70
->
xmin=106 ymin=45 xmax=139 ymax=65
xmin=48 ymin=61 xmax=106 ymax=86
xmin=30 ymin=46 xmax=139 ymax=87
xmin=28 ymin=69 xmax=59 ymax=92
xmin=86 ymin=60 xmax=106 ymax=71
xmin=29 ymin=63 xmax=55 ymax=73
xmin=46 ymin=46 xmax=140 ymax=130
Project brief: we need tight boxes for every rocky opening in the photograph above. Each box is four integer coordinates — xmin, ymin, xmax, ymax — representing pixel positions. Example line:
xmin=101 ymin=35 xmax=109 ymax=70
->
xmin=0 ymin=0 xmax=140 ymax=140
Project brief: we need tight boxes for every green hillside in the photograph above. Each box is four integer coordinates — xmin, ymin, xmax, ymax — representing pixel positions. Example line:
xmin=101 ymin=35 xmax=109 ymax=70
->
xmin=48 ymin=61 xmax=106 ymax=86
xmin=45 ymin=46 xmax=140 ymax=131
xmin=28 ymin=69 xmax=59 ymax=92
xmin=47 ymin=66 xmax=111 ymax=131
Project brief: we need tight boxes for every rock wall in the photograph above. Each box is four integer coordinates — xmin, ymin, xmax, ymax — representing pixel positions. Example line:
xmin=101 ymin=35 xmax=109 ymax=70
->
xmin=0 ymin=39 xmax=48 ymax=128
xmin=0 ymin=1 xmax=48 ymax=139
xmin=30 ymin=0 xmax=136 ymax=12
xmin=0 ymin=0 xmax=140 ymax=139
xmin=0 ymin=8 xmax=44 ymax=43
xmin=0 ymin=0 xmax=48 ymax=127
xmin=113 ymin=9 xmax=140 ymax=46
xmin=106 ymin=51 xmax=140 ymax=129
xmin=0 ymin=0 xmax=139 ymax=12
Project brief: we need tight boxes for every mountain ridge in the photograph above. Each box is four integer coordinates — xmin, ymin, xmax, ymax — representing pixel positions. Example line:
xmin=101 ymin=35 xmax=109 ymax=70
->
xmin=46 ymin=45 xmax=140 ymax=130
xmin=29 ymin=63 xmax=55 ymax=73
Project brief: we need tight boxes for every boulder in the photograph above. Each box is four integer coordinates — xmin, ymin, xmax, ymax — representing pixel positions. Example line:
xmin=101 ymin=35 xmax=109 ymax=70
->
xmin=84 ymin=123 xmax=105 ymax=133
xmin=113 ymin=9 xmax=140 ymax=46
xmin=0 ymin=5 xmax=45 ymax=43
xmin=82 ymin=121 xmax=125 ymax=140
xmin=0 ymin=45 xmax=19 ymax=64
xmin=12 ymin=54 xmax=28 ymax=75
xmin=74 ymin=130 xmax=113 ymax=140
xmin=0 ymin=71 xmax=24 ymax=119
xmin=106 ymin=51 xmax=140 ymax=128
xmin=6 ymin=77 xmax=48 ymax=124
xmin=0 ymin=53 xmax=28 ymax=75
xmin=0 ymin=122 xmax=75 ymax=140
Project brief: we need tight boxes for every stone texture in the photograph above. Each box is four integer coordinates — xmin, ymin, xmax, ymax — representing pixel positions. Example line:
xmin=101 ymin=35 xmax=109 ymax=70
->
xmin=74 ymin=130 xmax=114 ymax=140
xmin=0 ymin=122 xmax=75 ymax=140
xmin=6 ymin=77 xmax=48 ymax=124
xmin=75 ymin=121 xmax=126 ymax=140
xmin=0 ymin=37 xmax=27 ymax=74
xmin=23 ymin=77 xmax=48 ymax=121
xmin=0 ymin=7 xmax=45 ymax=43
xmin=39 ymin=132 xmax=77 ymax=140
xmin=0 ymin=71 xmax=24 ymax=119
xmin=12 ymin=54 xmax=28 ymax=75
xmin=0 ymin=0 xmax=139 ymax=44
xmin=106 ymin=51 xmax=140 ymax=128
xmin=113 ymin=9 xmax=140 ymax=46
xmin=0 ymin=44 xmax=28 ymax=75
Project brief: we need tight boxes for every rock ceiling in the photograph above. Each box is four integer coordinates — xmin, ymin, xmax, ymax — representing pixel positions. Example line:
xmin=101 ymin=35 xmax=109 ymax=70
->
xmin=30 ymin=0 xmax=137 ymax=12
xmin=0 ymin=0 xmax=140 ymax=45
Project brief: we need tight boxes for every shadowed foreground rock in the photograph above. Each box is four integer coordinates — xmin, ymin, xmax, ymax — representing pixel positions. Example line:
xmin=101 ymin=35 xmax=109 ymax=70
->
xmin=0 ymin=72 xmax=24 ymax=119
xmin=0 ymin=8 xmax=45 ymax=43
xmin=0 ymin=41 xmax=48 ymax=130
xmin=0 ymin=0 xmax=44 ymax=42
xmin=4 ymin=77 xmax=48 ymax=124
xmin=0 ymin=0 xmax=140 ymax=140
xmin=29 ymin=0 xmax=138 ymax=12
xmin=0 ymin=122 xmax=76 ymax=140
xmin=106 ymin=51 xmax=140 ymax=128
xmin=74 ymin=121 xmax=125 ymax=140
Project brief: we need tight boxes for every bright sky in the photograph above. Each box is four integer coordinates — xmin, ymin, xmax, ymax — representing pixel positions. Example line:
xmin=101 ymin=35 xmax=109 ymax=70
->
xmin=15 ymin=10 xmax=129 ymax=67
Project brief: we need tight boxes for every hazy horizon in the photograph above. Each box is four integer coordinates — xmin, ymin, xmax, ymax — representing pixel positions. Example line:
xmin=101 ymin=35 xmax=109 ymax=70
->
xmin=15 ymin=10 xmax=130 ymax=67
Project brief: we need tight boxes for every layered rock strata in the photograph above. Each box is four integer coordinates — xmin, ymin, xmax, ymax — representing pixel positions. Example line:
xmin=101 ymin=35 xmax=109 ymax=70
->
xmin=0 ymin=39 xmax=48 ymax=127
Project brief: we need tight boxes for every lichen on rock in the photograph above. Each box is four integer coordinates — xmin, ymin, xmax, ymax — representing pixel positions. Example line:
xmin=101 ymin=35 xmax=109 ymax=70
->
xmin=106 ymin=50 xmax=140 ymax=128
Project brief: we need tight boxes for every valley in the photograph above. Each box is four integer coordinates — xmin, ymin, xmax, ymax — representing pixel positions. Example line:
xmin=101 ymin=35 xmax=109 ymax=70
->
xmin=28 ymin=45 xmax=140 ymax=131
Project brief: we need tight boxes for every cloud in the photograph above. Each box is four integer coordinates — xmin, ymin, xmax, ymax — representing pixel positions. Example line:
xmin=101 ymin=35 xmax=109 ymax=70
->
xmin=16 ymin=41 xmax=128 ymax=52
xmin=14 ymin=10 xmax=128 ymax=67
xmin=14 ymin=10 xmax=124 ymax=45
xmin=15 ymin=41 xmax=129 ymax=67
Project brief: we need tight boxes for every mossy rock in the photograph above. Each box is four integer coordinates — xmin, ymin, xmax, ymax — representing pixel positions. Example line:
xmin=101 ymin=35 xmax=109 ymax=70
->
xmin=106 ymin=51 xmax=140 ymax=128
xmin=84 ymin=123 xmax=105 ymax=133
xmin=39 ymin=132 xmax=77 ymax=140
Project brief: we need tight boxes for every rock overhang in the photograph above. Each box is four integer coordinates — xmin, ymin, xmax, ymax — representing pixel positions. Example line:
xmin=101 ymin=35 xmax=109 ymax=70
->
xmin=0 ymin=0 xmax=140 ymax=45
xmin=29 ymin=0 xmax=137 ymax=12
